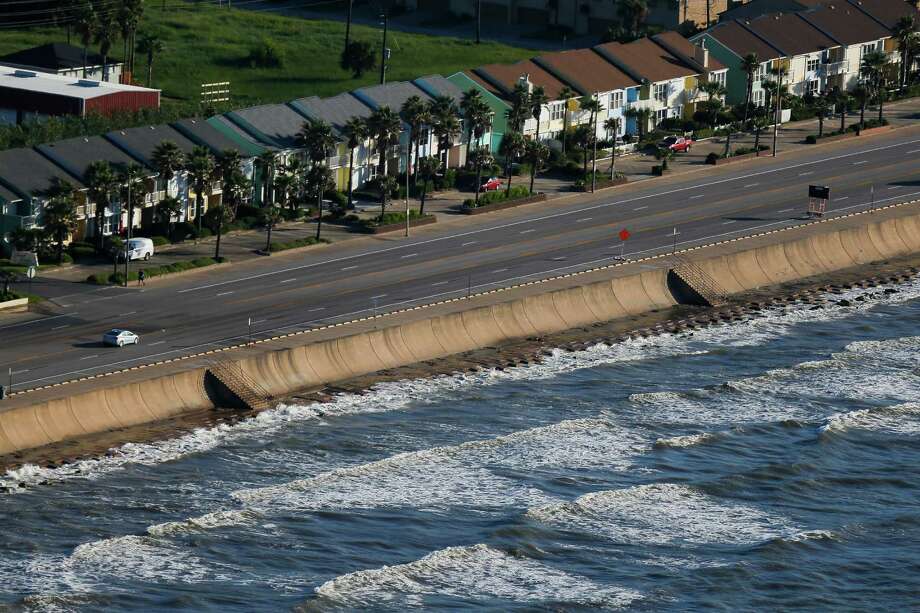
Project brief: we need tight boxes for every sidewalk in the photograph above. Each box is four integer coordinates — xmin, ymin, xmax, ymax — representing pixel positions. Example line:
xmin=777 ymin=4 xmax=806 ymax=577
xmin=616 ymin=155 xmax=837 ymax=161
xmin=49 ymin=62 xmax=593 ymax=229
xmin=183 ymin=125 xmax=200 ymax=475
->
xmin=38 ymin=96 xmax=920 ymax=285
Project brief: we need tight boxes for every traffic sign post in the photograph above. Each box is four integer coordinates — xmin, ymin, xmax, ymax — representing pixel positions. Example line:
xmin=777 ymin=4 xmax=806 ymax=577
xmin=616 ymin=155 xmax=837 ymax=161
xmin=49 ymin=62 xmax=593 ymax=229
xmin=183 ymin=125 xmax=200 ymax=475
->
xmin=669 ymin=227 xmax=681 ymax=253
xmin=617 ymin=228 xmax=630 ymax=260
xmin=26 ymin=265 xmax=35 ymax=294
xmin=807 ymin=185 xmax=830 ymax=217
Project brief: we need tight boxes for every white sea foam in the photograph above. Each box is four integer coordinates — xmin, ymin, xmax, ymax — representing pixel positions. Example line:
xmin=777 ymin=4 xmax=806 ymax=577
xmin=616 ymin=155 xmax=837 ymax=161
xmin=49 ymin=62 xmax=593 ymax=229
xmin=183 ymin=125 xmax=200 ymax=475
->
xmin=5 ymin=277 xmax=919 ymax=492
xmin=146 ymin=509 xmax=259 ymax=537
xmin=819 ymin=402 xmax=920 ymax=436
xmin=527 ymin=483 xmax=797 ymax=546
xmin=314 ymin=543 xmax=641 ymax=608
xmin=655 ymin=432 xmax=718 ymax=448
xmin=232 ymin=417 xmax=647 ymax=514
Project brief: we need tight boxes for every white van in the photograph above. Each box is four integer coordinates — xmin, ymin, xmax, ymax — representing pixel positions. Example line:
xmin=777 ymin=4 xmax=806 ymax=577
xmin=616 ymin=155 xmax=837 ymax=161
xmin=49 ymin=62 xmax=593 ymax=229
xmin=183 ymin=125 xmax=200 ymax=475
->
xmin=120 ymin=237 xmax=155 ymax=261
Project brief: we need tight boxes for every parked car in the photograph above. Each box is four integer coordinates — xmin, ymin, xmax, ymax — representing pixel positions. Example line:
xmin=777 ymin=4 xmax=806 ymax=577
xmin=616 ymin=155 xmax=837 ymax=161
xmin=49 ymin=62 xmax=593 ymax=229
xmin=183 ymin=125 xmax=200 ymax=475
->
xmin=480 ymin=177 xmax=503 ymax=192
xmin=115 ymin=237 xmax=155 ymax=262
xmin=103 ymin=329 xmax=140 ymax=347
xmin=659 ymin=136 xmax=693 ymax=152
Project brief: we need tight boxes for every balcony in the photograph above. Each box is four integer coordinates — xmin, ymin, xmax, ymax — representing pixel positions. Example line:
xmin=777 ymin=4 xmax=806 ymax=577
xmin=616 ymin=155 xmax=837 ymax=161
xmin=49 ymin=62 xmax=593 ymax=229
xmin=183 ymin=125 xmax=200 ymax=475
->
xmin=820 ymin=60 xmax=849 ymax=76
xmin=627 ymin=99 xmax=659 ymax=112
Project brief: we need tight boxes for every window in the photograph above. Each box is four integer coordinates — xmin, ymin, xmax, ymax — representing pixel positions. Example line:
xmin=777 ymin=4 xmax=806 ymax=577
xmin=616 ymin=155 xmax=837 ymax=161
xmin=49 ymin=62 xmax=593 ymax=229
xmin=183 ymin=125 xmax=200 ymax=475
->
xmin=806 ymin=79 xmax=820 ymax=95
xmin=860 ymin=43 xmax=876 ymax=58
xmin=752 ymin=89 xmax=765 ymax=107
xmin=549 ymin=102 xmax=565 ymax=121
xmin=655 ymin=108 xmax=668 ymax=125
xmin=806 ymin=57 xmax=820 ymax=73
xmin=609 ymin=90 xmax=624 ymax=109
xmin=709 ymin=71 xmax=726 ymax=87
xmin=672 ymin=105 xmax=683 ymax=119
xmin=654 ymin=83 xmax=668 ymax=102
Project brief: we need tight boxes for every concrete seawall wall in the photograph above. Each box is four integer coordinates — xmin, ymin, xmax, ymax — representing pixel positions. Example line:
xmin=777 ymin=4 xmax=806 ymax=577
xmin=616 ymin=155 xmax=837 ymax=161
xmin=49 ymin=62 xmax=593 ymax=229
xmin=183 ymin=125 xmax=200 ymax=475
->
xmin=3 ymin=205 xmax=920 ymax=456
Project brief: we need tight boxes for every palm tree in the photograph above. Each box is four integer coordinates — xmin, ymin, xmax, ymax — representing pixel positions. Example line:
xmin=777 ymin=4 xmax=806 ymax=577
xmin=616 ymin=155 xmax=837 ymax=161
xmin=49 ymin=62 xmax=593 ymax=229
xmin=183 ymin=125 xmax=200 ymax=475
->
xmin=861 ymin=50 xmax=890 ymax=122
xmin=654 ymin=146 xmax=675 ymax=172
xmin=499 ymin=131 xmax=526 ymax=197
xmin=184 ymin=146 xmax=216 ymax=238
xmin=41 ymin=178 xmax=77 ymax=265
xmin=699 ymin=80 xmax=726 ymax=127
xmin=523 ymin=139 xmax=549 ymax=194
xmin=261 ymin=205 xmax=283 ymax=253
xmin=558 ymin=85 xmax=576 ymax=154
xmin=74 ymin=2 xmax=95 ymax=79
xmin=624 ymin=107 xmax=651 ymax=142
xmin=579 ymin=96 xmax=602 ymax=177
xmin=428 ymin=95 xmax=461 ymax=175
xmin=84 ymin=160 xmax=117 ymax=252
xmin=118 ymin=162 xmax=146 ymax=244
xmin=893 ymin=16 xmax=917 ymax=91
xmin=618 ymin=0 xmax=648 ymax=37
xmin=136 ymin=34 xmax=164 ymax=87
xmin=829 ymin=88 xmax=850 ymax=132
xmin=468 ymin=146 xmax=493 ymax=206
xmin=274 ymin=173 xmax=296 ymax=214
xmin=506 ymin=84 xmax=531 ymax=133
xmin=341 ymin=117 xmax=366 ymax=210
xmin=529 ymin=85 xmax=549 ymax=141
xmin=400 ymin=95 xmax=429 ymax=178
xmin=461 ymin=89 xmax=492 ymax=156
xmin=214 ymin=149 xmax=249 ymax=259
xmin=256 ymin=151 xmax=277 ymax=208
xmin=367 ymin=106 xmax=402 ymax=217
xmin=94 ymin=13 xmax=117 ymax=82
xmin=814 ymin=94 xmax=831 ymax=137
xmin=299 ymin=120 xmax=337 ymax=240
xmin=416 ymin=156 xmax=440 ymax=215
xmin=157 ymin=196 xmax=182 ymax=236
xmin=604 ymin=116 xmax=622 ymax=180
xmin=852 ymin=84 xmax=870 ymax=127
xmin=151 ymin=140 xmax=184 ymax=227
xmin=740 ymin=53 xmax=759 ymax=125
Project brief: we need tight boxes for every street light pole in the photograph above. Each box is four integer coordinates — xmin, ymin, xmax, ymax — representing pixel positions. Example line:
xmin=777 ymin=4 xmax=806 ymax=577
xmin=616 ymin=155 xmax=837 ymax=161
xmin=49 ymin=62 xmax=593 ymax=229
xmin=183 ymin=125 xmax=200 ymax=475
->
xmin=772 ymin=69 xmax=783 ymax=157
xmin=123 ymin=179 xmax=132 ymax=287
xmin=379 ymin=12 xmax=389 ymax=85
xmin=475 ymin=0 xmax=481 ymax=44
xmin=591 ymin=92 xmax=599 ymax=193
xmin=405 ymin=144 xmax=410 ymax=238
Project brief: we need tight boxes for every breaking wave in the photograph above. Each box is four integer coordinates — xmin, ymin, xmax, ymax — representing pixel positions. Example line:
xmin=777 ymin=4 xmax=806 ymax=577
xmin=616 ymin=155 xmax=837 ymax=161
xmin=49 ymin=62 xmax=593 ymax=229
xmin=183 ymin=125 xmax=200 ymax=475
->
xmin=819 ymin=403 xmax=920 ymax=436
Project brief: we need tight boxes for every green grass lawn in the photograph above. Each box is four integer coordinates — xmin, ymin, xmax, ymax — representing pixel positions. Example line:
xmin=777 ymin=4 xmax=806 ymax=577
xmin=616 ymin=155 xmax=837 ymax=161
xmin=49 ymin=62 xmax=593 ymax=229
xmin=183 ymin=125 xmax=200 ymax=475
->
xmin=0 ymin=4 xmax=540 ymax=106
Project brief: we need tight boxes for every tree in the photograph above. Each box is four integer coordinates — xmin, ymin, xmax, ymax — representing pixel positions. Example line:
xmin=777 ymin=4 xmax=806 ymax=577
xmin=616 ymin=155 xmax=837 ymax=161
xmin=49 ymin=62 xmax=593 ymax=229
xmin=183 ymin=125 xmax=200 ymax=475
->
xmin=814 ymin=94 xmax=831 ymax=137
xmin=558 ymin=85 xmax=576 ymax=154
xmin=372 ymin=174 xmax=397 ymax=219
xmin=367 ymin=106 xmax=401 ymax=219
xmin=118 ymin=162 xmax=146 ymax=243
xmin=852 ymin=84 xmax=869 ymax=127
xmin=184 ymin=146 xmax=216 ymax=238
xmin=157 ymin=196 xmax=182 ymax=235
xmin=84 ymin=160 xmax=117 ymax=252
xmin=261 ymin=205 xmax=283 ymax=253
xmin=828 ymin=87 xmax=850 ymax=132
xmin=740 ymin=53 xmax=759 ymax=125
xmin=624 ymin=106 xmax=651 ymax=142
xmin=151 ymin=140 xmax=184 ymax=227
xmin=468 ymin=146 xmax=493 ymax=206
xmin=416 ymin=155 xmax=440 ymax=215
xmin=74 ymin=2 xmax=95 ymax=79
xmin=578 ymin=96 xmax=602 ymax=177
xmin=257 ymin=151 xmax=278 ymax=208
xmin=214 ymin=149 xmax=249 ymax=258
xmin=401 ymin=95 xmax=430 ymax=178
xmin=94 ymin=13 xmax=117 ymax=82
xmin=41 ymin=178 xmax=77 ymax=265
xmin=506 ymin=83 xmax=531 ymax=133
xmin=654 ymin=146 xmax=675 ymax=171
xmin=861 ymin=50 xmax=889 ymax=123
xmin=117 ymin=0 xmax=141 ymax=76
xmin=428 ymin=95 xmax=461 ymax=175
xmin=523 ymin=139 xmax=549 ymax=194
xmin=529 ymin=85 xmax=549 ymax=141
xmin=460 ymin=88 xmax=492 ymax=155
xmin=299 ymin=120 xmax=336 ymax=240
xmin=498 ymin=131 xmax=525 ymax=197
xmin=340 ymin=40 xmax=376 ymax=78
xmin=618 ymin=0 xmax=648 ymax=37
xmin=342 ymin=117 xmax=367 ymax=210
xmin=274 ymin=173 xmax=296 ymax=214
xmin=699 ymin=80 xmax=726 ymax=127
xmin=603 ymin=116 xmax=622 ymax=180
xmin=751 ymin=107 xmax=768 ymax=153
xmin=136 ymin=34 xmax=164 ymax=87
xmin=893 ymin=16 xmax=917 ymax=91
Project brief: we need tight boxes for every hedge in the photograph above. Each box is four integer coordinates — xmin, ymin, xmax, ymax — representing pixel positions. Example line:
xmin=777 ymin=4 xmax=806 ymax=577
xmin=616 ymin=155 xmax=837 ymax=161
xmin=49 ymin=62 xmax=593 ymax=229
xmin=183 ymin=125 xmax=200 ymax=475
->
xmin=269 ymin=236 xmax=329 ymax=252
xmin=462 ymin=185 xmax=531 ymax=208
xmin=86 ymin=256 xmax=226 ymax=284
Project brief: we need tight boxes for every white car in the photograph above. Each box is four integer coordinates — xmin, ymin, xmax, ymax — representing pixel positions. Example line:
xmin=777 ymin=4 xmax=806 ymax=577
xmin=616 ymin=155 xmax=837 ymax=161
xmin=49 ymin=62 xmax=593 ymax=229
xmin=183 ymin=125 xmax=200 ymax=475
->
xmin=117 ymin=237 xmax=155 ymax=261
xmin=103 ymin=329 xmax=140 ymax=347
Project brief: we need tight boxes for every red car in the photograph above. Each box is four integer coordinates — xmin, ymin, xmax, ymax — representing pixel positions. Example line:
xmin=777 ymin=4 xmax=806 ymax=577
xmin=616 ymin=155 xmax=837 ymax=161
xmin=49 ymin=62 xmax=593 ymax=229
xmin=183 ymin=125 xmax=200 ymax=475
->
xmin=480 ymin=177 xmax=503 ymax=192
xmin=659 ymin=136 xmax=693 ymax=152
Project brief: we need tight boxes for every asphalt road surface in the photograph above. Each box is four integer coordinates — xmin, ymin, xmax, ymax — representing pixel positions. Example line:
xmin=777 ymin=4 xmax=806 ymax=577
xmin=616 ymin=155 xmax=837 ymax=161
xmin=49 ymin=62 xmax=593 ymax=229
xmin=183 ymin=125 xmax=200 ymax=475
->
xmin=3 ymin=129 xmax=919 ymax=392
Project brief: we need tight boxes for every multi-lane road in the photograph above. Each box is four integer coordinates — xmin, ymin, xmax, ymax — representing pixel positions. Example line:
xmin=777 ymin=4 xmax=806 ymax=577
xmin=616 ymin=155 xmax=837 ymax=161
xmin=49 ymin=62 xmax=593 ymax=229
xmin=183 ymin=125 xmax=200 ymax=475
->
xmin=3 ymin=129 xmax=919 ymax=392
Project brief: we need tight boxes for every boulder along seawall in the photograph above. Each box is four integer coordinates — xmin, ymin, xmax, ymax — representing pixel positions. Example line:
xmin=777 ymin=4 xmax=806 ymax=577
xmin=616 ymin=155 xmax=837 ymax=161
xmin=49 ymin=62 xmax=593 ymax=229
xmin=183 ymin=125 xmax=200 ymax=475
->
xmin=3 ymin=200 xmax=920 ymax=458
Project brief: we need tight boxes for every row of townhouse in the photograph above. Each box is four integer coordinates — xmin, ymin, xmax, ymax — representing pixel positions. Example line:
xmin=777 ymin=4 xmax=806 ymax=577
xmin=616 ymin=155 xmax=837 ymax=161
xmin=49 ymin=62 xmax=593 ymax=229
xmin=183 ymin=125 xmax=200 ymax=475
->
xmin=693 ymin=0 xmax=918 ymax=106
xmin=460 ymin=31 xmax=728 ymax=144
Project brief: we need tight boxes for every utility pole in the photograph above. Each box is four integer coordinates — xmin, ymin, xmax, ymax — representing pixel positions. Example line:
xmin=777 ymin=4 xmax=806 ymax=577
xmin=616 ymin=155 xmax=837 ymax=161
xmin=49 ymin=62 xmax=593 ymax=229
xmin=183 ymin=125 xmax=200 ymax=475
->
xmin=379 ymin=12 xmax=389 ymax=86
xmin=405 ymin=144 xmax=410 ymax=238
xmin=345 ymin=0 xmax=353 ymax=49
xmin=772 ymin=69 xmax=783 ymax=157
xmin=123 ymin=179 xmax=132 ymax=287
xmin=591 ymin=93 xmax=598 ymax=193
xmin=476 ymin=0 xmax=481 ymax=44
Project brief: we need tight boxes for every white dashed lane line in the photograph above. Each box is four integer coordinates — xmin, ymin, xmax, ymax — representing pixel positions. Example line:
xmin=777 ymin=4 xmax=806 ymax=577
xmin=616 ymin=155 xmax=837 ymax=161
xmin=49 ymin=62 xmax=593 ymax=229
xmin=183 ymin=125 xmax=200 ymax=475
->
xmin=280 ymin=278 xmax=297 ymax=284
xmin=341 ymin=265 xmax=358 ymax=271
xmin=216 ymin=291 xmax=234 ymax=297
xmin=80 ymin=355 xmax=98 ymax=360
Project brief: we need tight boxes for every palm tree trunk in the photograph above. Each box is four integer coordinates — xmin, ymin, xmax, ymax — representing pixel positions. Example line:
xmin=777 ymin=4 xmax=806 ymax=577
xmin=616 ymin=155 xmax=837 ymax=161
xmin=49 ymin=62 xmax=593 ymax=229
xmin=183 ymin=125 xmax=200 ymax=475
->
xmin=610 ymin=143 xmax=616 ymax=181
xmin=147 ymin=56 xmax=153 ymax=87
xmin=347 ymin=148 xmax=355 ymax=209
xmin=215 ymin=219 xmax=222 ymax=260
xmin=878 ymin=90 xmax=883 ymax=122
xmin=529 ymin=163 xmax=535 ymax=194
xmin=561 ymin=110 xmax=568 ymax=155
xmin=505 ymin=161 xmax=513 ymax=197
xmin=265 ymin=222 xmax=273 ymax=253
xmin=474 ymin=157 xmax=483 ymax=205
xmin=315 ymin=175 xmax=324 ymax=241
xmin=420 ymin=184 xmax=428 ymax=216
xmin=860 ymin=101 xmax=866 ymax=126
xmin=840 ymin=108 xmax=845 ymax=132
xmin=818 ymin=115 xmax=823 ymax=137
xmin=83 ymin=46 xmax=88 ymax=78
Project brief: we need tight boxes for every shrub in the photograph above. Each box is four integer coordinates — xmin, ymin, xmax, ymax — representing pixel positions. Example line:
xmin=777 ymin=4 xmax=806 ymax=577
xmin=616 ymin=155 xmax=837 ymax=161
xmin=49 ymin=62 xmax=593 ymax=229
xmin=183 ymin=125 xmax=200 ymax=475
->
xmin=86 ymin=273 xmax=107 ymax=284
xmin=198 ymin=227 xmax=213 ymax=238
xmin=327 ymin=190 xmax=348 ymax=208
xmin=465 ymin=185 xmax=531 ymax=207
xmin=39 ymin=252 xmax=72 ymax=265
xmin=247 ymin=39 xmax=284 ymax=68
xmin=269 ymin=237 xmax=328 ymax=252
xmin=705 ymin=152 xmax=720 ymax=165
xmin=170 ymin=221 xmax=196 ymax=242
xmin=70 ymin=245 xmax=96 ymax=261
xmin=805 ymin=135 xmax=818 ymax=144
xmin=150 ymin=236 xmax=170 ymax=246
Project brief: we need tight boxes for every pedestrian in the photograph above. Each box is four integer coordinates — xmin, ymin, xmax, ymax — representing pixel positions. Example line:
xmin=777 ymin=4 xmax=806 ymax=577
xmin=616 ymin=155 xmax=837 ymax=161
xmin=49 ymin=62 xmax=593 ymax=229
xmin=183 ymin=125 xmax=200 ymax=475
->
xmin=138 ymin=269 xmax=146 ymax=286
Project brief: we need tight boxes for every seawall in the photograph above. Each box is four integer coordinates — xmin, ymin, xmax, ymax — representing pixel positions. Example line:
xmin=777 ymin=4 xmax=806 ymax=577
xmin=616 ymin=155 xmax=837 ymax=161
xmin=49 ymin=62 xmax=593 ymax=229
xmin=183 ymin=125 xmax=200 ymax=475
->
xmin=3 ymin=200 xmax=920 ymax=457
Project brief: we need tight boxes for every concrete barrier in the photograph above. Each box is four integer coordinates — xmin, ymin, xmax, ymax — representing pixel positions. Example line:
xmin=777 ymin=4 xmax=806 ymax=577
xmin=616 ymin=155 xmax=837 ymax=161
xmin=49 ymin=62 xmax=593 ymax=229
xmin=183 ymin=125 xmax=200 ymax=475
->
xmin=4 ymin=203 xmax=920 ymax=457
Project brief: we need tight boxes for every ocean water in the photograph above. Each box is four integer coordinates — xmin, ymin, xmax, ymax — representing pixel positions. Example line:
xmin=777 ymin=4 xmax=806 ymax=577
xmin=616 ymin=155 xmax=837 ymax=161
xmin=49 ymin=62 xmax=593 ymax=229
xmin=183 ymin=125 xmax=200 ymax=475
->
xmin=2 ymin=279 xmax=920 ymax=611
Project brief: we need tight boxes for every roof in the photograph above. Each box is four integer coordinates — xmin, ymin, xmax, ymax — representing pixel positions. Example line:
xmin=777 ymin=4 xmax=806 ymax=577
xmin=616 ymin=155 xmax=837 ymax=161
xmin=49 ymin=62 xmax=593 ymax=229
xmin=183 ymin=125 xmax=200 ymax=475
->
xmin=652 ymin=31 xmax=727 ymax=71
xmin=171 ymin=117 xmax=264 ymax=157
xmin=0 ymin=147 xmax=86 ymax=198
xmin=0 ymin=66 xmax=155 ymax=101
xmin=847 ymin=0 xmax=919 ymax=29
xmin=223 ymin=103 xmax=307 ymax=150
xmin=533 ymin=48 xmax=639 ymax=96
xmin=412 ymin=74 xmax=466 ymax=104
xmin=718 ymin=0 xmax=821 ymax=21
xmin=352 ymin=81 xmax=434 ymax=113
xmin=105 ymin=124 xmax=200 ymax=168
xmin=0 ymin=182 xmax=20 ymax=204
xmin=290 ymin=92 xmax=373 ymax=135
xmin=700 ymin=19 xmax=785 ymax=61
xmin=37 ymin=135 xmax=145 ymax=183
xmin=460 ymin=70 xmax=506 ymax=99
xmin=473 ymin=60 xmax=568 ymax=99
xmin=739 ymin=12 xmax=839 ymax=56
xmin=799 ymin=4 xmax=892 ymax=45
xmin=0 ymin=43 xmax=117 ymax=71
xmin=594 ymin=38 xmax=697 ymax=83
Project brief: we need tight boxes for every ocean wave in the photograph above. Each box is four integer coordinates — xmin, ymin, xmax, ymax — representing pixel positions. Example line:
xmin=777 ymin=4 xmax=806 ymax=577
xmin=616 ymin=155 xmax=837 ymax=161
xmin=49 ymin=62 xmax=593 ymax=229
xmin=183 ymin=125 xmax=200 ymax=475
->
xmin=819 ymin=403 xmax=920 ymax=436
xmin=526 ymin=483 xmax=797 ymax=546
xmin=313 ymin=543 xmax=641 ymax=609
xmin=232 ymin=418 xmax=647 ymax=514
xmin=146 ymin=509 xmax=260 ymax=537
xmin=654 ymin=432 xmax=718 ymax=448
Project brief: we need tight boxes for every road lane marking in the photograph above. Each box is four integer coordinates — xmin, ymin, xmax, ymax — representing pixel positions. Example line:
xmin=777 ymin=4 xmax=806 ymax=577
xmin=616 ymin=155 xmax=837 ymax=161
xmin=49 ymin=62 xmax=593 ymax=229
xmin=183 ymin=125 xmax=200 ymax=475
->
xmin=121 ymin=311 xmax=137 ymax=316
xmin=174 ymin=136 xmax=920 ymax=295
xmin=80 ymin=355 xmax=98 ymax=360
xmin=51 ymin=324 xmax=70 ymax=330
xmin=308 ymin=307 xmax=326 ymax=312
xmin=0 ymin=312 xmax=79 ymax=332
xmin=216 ymin=291 xmax=234 ymax=297
xmin=779 ymin=208 xmax=795 ymax=213
xmin=251 ymin=319 xmax=267 ymax=324
xmin=634 ymin=206 xmax=648 ymax=210
xmin=853 ymin=160 xmax=868 ymax=165
xmin=12 ymin=369 xmax=29 ymax=375
xmin=722 ymin=220 xmax=737 ymax=225
xmin=909 ymin=149 xmax=920 ymax=154
xmin=798 ymin=171 xmax=813 ymax=176
xmin=576 ymin=217 xmax=593 ymax=222
xmin=370 ymin=294 xmax=387 ymax=300
xmin=280 ymin=278 xmax=297 ymax=284
xmin=520 ymin=229 xmax=535 ymax=234
xmin=889 ymin=185 xmax=901 ymax=189
xmin=148 ymin=341 xmax=165 ymax=346
xmin=743 ymin=183 xmax=759 ymax=188
xmin=836 ymin=196 xmax=849 ymax=200
xmin=689 ymin=194 xmax=705 ymax=199
xmin=492 ymin=268 xmax=509 ymax=273
xmin=341 ymin=265 xmax=358 ymax=271
xmin=431 ymin=281 xmax=449 ymax=286
xmin=400 ymin=253 xmax=419 ymax=258
xmin=462 ymin=241 xmax=477 ymax=246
